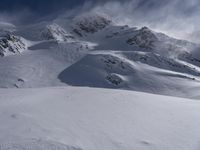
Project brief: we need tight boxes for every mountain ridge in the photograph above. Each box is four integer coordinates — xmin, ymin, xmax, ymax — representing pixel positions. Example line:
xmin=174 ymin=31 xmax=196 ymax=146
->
xmin=0 ymin=13 xmax=200 ymax=99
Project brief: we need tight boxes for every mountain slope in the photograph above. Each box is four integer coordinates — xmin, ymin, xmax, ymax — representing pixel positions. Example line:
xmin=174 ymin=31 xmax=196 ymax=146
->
xmin=0 ymin=87 xmax=200 ymax=150
xmin=59 ymin=51 xmax=200 ymax=97
xmin=0 ymin=14 xmax=200 ymax=98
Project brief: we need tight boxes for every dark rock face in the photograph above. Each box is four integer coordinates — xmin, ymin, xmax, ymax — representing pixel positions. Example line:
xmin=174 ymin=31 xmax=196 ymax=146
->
xmin=127 ymin=27 xmax=158 ymax=49
xmin=41 ymin=24 xmax=74 ymax=42
xmin=0 ymin=34 xmax=26 ymax=56
xmin=106 ymin=74 xmax=123 ymax=86
xmin=72 ymin=15 xmax=111 ymax=36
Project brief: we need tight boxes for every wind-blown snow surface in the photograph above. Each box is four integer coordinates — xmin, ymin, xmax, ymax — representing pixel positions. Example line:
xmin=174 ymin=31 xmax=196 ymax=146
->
xmin=0 ymin=87 xmax=200 ymax=150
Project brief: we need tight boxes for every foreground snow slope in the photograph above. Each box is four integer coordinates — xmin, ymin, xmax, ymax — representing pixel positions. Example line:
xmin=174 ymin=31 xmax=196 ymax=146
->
xmin=0 ymin=86 xmax=200 ymax=150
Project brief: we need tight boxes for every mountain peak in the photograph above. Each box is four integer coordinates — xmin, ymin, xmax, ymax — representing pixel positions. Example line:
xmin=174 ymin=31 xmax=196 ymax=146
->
xmin=140 ymin=26 xmax=150 ymax=31
xmin=71 ymin=13 xmax=112 ymax=36
xmin=127 ymin=26 xmax=158 ymax=49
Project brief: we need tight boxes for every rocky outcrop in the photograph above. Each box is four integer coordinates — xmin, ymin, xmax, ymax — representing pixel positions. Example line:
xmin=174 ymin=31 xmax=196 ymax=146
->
xmin=127 ymin=27 xmax=158 ymax=49
xmin=72 ymin=15 xmax=111 ymax=36
xmin=41 ymin=24 xmax=74 ymax=42
xmin=0 ymin=33 xmax=26 ymax=56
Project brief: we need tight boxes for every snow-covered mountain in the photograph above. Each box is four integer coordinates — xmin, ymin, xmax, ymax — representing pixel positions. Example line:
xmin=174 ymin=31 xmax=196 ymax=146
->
xmin=0 ymin=13 xmax=200 ymax=98
xmin=1 ymin=12 xmax=200 ymax=150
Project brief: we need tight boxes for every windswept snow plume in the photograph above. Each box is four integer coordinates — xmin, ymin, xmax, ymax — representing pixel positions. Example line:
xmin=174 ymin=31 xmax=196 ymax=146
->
xmin=86 ymin=0 xmax=200 ymax=43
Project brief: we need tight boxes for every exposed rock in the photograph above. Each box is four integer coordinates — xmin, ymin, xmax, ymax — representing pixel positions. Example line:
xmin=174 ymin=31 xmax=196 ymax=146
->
xmin=106 ymin=73 xmax=123 ymax=86
xmin=127 ymin=26 xmax=158 ymax=49
xmin=41 ymin=23 xmax=74 ymax=42
xmin=0 ymin=33 xmax=26 ymax=56
xmin=72 ymin=14 xmax=111 ymax=36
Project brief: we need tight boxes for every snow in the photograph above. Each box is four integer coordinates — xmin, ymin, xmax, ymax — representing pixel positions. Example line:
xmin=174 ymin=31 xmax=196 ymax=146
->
xmin=58 ymin=50 xmax=200 ymax=98
xmin=0 ymin=14 xmax=200 ymax=98
xmin=0 ymin=12 xmax=200 ymax=150
xmin=0 ymin=41 xmax=88 ymax=88
xmin=0 ymin=86 xmax=200 ymax=150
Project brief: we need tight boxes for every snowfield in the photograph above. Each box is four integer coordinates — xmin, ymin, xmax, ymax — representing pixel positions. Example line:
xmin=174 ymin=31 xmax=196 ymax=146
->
xmin=0 ymin=87 xmax=200 ymax=150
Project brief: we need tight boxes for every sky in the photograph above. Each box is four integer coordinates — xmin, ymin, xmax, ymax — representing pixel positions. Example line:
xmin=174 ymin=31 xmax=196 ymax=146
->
xmin=0 ymin=0 xmax=200 ymax=42
xmin=0 ymin=0 xmax=82 ymax=14
xmin=0 ymin=0 xmax=198 ymax=16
